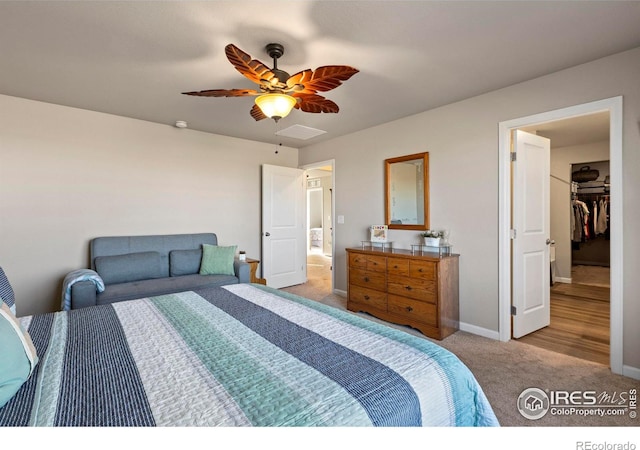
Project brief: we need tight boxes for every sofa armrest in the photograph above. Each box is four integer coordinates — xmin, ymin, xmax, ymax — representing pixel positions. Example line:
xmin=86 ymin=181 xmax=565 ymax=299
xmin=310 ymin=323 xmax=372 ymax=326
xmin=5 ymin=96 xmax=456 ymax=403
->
xmin=70 ymin=281 xmax=98 ymax=309
xmin=234 ymin=260 xmax=250 ymax=283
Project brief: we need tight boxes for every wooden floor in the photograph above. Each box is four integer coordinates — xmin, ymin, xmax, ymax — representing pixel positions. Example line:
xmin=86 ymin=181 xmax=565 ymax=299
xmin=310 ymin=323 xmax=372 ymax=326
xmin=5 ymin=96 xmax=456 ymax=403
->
xmin=517 ymin=266 xmax=610 ymax=366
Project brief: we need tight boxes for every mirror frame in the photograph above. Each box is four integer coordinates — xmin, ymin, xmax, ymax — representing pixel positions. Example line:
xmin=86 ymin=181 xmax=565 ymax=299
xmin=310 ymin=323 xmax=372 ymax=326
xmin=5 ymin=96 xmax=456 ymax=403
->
xmin=385 ymin=152 xmax=430 ymax=230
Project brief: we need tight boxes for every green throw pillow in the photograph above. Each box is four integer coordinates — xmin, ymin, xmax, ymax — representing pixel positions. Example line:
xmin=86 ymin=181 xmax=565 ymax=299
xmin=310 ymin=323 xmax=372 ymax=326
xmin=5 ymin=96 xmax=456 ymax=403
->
xmin=199 ymin=244 xmax=237 ymax=276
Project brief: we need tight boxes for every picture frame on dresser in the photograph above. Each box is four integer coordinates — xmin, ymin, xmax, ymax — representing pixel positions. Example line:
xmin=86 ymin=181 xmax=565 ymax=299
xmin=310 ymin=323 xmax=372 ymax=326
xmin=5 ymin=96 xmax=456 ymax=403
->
xmin=370 ymin=225 xmax=388 ymax=242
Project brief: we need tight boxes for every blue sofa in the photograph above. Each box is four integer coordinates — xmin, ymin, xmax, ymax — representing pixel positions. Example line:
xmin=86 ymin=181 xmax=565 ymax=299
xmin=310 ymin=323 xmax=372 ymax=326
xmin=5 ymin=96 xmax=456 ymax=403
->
xmin=66 ymin=233 xmax=250 ymax=309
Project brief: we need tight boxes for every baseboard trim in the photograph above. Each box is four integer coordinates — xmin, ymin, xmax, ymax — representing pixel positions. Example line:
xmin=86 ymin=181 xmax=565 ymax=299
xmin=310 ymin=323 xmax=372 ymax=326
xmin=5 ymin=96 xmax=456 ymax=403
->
xmin=622 ymin=365 xmax=640 ymax=380
xmin=459 ymin=322 xmax=500 ymax=340
xmin=333 ymin=289 xmax=347 ymax=297
xmin=554 ymin=277 xmax=572 ymax=284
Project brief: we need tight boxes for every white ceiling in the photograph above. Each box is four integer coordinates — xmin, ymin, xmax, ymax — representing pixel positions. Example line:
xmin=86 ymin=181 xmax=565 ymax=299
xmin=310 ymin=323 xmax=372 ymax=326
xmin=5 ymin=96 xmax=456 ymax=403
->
xmin=1 ymin=1 xmax=639 ymax=148
xmin=521 ymin=111 xmax=610 ymax=149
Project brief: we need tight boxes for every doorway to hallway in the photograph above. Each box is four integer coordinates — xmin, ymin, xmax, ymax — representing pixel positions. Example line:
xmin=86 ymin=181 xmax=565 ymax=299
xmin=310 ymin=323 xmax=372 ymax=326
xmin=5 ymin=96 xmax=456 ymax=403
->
xmin=281 ymin=160 xmax=334 ymax=301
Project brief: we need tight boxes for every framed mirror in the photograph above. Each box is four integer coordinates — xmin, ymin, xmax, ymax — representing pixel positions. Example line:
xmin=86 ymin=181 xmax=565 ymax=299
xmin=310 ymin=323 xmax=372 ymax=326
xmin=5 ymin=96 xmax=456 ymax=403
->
xmin=385 ymin=152 xmax=429 ymax=230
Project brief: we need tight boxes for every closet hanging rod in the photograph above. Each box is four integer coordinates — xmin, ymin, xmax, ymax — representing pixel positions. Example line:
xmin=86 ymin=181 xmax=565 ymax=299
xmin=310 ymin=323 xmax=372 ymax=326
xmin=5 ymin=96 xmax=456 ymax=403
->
xmin=550 ymin=174 xmax=570 ymax=185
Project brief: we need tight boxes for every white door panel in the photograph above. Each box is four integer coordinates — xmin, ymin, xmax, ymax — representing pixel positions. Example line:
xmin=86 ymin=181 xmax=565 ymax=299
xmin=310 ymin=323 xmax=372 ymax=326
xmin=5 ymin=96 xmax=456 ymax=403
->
xmin=513 ymin=130 xmax=551 ymax=338
xmin=522 ymin=251 xmax=546 ymax=313
xmin=262 ymin=164 xmax=306 ymax=288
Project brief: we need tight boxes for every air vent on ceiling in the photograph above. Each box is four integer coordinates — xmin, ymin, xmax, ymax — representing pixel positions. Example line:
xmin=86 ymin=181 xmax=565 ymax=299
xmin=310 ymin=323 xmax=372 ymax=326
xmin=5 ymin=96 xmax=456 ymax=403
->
xmin=275 ymin=124 xmax=327 ymax=140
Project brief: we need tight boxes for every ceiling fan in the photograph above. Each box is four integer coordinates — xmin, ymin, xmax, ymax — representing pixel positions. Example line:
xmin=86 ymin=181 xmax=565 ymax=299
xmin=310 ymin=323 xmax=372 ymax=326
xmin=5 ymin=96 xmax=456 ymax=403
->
xmin=182 ymin=43 xmax=359 ymax=122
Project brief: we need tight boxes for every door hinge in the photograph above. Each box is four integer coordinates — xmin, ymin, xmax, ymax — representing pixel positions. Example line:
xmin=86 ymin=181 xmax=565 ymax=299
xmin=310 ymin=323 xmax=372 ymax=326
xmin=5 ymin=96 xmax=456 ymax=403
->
xmin=510 ymin=152 xmax=517 ymax=162
xmin=511 ymin=305 xmax=517 ymax=316
xmin=510 ymin=229 xmax=516 ymax=239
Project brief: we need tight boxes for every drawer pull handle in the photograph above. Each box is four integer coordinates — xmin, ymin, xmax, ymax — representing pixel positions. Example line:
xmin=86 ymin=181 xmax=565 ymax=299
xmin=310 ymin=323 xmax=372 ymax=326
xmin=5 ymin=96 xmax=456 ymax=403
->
xmin=404 ymin=285 xmax=412 ymax=290
xmin=364 ymin=295 xmax=370 ymax=300
xmin=364 ymin=277 xmax=370 ymax=282
xmin=405 ymin=306 xmax=413 ymax=312
xmin=418 ymin=268 xmax=423 ymax=272
xmin=393 ymin=265 xmax=398 ymax=269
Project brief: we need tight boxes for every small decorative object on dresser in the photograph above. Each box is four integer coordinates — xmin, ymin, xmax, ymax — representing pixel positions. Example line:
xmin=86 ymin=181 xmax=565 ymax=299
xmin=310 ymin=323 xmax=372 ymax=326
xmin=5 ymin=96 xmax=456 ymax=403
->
xmin=370 ymin=225 xmax=388 ymax=242
xmin=420 ymin=229 xmax=443 ymax=246
xmin=346 ymin=246 xmax=459 ymax=340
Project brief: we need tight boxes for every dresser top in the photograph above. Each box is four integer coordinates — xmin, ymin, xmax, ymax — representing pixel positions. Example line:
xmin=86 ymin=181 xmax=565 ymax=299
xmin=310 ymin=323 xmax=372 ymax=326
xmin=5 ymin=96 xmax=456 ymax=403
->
xmin=346 ymin=247 xmax=459 ymax=260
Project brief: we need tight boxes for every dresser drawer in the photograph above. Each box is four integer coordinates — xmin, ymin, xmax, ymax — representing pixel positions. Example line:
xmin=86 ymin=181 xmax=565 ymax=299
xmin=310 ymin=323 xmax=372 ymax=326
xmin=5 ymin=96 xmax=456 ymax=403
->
xmin=365 ymin=255 xmax=386 ymax=272
xmin=409 ymin=261 xmax=436 ymax=280
xmin=387 ymin=275 xmax=437 ymax=303
xmin=387 ymin=257 xmax=409 ymax=276
xmin=349 ymin=284 xmax=387 ymax=310
xmin=349 ymin=252 xmax=368 ymax=269
xmin=349 ymin=267 xmax=386 ymax=291
xmin=388 ymin=294 xmax=438 ymax=327
xmin=349 ymin=253 xmax=387 ymax=272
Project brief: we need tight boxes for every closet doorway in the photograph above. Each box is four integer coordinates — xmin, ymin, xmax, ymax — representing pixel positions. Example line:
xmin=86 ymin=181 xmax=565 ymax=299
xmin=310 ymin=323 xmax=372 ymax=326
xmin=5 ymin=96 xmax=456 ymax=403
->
xmin=499 ymin=97 xmax=623 ymax=375
xmin=517 ymin=114 xmax=611 ymax=366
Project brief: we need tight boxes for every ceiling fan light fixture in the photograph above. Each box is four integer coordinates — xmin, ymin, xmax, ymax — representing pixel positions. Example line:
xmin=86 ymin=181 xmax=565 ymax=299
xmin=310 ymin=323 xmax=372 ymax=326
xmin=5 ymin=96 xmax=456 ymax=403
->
xmin=255 ymin=93 xmax=296 ymax=121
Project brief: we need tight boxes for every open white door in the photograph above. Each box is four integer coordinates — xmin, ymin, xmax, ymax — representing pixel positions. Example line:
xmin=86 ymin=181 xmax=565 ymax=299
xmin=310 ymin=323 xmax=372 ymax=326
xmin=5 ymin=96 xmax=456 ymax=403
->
xmin=512 ymin=130 xmax=551 ymax=338
xmin=261 ymin=164 xmax=306 ymax=288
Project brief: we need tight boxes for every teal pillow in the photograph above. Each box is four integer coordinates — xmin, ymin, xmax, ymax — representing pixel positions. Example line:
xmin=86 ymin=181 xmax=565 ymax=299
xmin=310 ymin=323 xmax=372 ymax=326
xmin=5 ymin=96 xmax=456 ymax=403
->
xmin=199 ymin=244 xmax=237 ymax=276
xmin=0 ymin=303 xmax=38 ymax=408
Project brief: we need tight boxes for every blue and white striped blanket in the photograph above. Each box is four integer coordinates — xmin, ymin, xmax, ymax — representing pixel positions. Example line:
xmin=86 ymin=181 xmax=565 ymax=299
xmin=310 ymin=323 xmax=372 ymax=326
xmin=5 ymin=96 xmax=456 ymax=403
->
xmin=60 ymin=269 xmax=105 ymax=311
xmin=1 ymin=284 xmax=499 ymax=426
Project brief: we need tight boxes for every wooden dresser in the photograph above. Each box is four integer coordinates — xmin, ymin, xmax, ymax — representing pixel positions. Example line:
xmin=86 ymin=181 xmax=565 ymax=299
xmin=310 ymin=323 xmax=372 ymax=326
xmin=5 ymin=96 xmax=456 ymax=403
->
xmin=346 ymin=247 xmax=459 ymax=340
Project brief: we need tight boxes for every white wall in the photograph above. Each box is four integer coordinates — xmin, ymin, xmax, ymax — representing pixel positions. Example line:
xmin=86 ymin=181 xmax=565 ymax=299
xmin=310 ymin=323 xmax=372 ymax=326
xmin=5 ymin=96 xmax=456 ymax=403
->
xmin=550 ymin=142 xmax=610 ymax=279
xmin=0 ymin=94 xmax=298 ymax=316
xmin=300 ymin=46 xmax=640 ymax=371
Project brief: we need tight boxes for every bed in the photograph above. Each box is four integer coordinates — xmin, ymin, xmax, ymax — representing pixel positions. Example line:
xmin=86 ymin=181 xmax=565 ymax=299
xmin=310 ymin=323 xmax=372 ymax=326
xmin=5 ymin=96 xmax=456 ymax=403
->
xmin=0 ymin=283 xmax=499 ymax=427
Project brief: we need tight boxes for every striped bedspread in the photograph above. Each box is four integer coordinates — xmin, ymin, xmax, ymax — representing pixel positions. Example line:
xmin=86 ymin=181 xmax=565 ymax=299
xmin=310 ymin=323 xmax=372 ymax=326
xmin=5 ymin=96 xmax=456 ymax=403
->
xmin=0 ymin=284 xmax=499 ymax=426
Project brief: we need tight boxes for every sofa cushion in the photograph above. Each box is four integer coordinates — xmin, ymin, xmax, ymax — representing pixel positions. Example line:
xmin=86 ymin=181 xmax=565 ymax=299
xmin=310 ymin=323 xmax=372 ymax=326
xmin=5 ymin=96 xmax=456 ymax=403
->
xmin=0 ymin=302 xmax=38 ymax=408
xmin=199 ymin=244 xmax=237 ymax=276
xmin=95 ymin=251 xmax=163 ymax=285
xmin=96 ymin=274 xmax=239 ymax=305
xmin=169 ymin=249 xmax=202 ymax=277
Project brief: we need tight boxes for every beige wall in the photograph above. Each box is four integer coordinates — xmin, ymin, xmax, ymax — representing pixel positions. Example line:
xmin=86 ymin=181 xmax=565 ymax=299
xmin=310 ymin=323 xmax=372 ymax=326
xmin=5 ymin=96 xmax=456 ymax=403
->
xmin=300 ymin=47 xmax=640 ymax=371
xmin=0 ymin=94 xmax=298 ymax=316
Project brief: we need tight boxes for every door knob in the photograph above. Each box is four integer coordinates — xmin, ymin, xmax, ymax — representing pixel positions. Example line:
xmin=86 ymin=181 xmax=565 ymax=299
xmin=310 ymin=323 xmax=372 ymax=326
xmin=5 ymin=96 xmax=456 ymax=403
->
xmin=546 ymin=239 xmax=555 ymax=245
xmin=265 ymin=232 xmax=271 ymax=236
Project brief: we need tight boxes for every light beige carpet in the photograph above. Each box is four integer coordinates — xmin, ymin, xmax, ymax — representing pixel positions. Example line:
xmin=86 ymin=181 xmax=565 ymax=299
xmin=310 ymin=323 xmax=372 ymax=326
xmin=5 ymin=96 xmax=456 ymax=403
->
xmin=571 ymin=264 xmax=610 ymax=288
xmin=281 ymin=252 xmax=333 ymax=301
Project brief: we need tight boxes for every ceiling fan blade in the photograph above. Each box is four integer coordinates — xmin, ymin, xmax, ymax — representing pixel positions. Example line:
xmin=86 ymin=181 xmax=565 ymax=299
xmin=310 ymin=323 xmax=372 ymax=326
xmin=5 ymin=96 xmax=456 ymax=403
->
xmin=294 ymin=94 xmax=339 ymax=114
xmin=250 ymin=104 xmax=268 ymax=121
xmin=225 ymin=44 xmax=277 ymax=87
xmin=182 ymin=88 xmax=259 ymax=97
xmin=287 ymin=65 xmax=359 ymax=94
